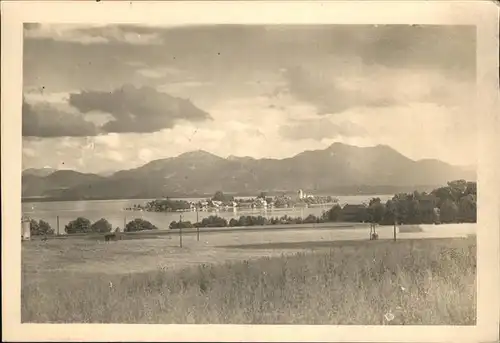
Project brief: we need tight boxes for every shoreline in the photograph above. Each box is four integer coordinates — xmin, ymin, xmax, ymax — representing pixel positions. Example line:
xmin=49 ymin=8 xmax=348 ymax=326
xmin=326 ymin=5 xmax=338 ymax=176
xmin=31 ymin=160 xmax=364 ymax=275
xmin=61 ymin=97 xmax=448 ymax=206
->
xmin=124 ymin=201 xmax=340 ymax=213
xmin=26 ymin=222 xmax=477 ymax=241
xmin=21 ymin=194 xmax=395 ymax=204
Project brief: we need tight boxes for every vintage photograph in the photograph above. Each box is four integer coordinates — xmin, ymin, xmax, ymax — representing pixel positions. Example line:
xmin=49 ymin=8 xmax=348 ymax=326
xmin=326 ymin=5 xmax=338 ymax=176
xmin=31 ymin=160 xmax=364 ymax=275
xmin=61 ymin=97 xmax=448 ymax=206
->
xmin=20 ymin=22 xmax=479 ymax=325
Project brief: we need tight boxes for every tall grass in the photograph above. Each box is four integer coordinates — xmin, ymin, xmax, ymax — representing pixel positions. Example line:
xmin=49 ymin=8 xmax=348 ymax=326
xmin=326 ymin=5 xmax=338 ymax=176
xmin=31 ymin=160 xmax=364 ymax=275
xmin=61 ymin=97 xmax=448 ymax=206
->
xmin=22 ymin=237 xmax=476 ymax=324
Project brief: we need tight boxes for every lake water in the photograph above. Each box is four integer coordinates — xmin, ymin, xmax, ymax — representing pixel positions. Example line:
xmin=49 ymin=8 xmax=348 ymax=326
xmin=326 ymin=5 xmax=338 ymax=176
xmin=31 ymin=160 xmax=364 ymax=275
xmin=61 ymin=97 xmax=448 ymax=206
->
xmin=22 ymin=194 xmax=394 ymax=233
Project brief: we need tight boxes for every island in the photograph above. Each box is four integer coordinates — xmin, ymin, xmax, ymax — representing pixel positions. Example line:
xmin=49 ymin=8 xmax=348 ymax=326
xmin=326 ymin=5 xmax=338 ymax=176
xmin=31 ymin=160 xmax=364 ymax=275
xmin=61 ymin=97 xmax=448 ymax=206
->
xmin=124 ymin=190 xmax=338 ymax=213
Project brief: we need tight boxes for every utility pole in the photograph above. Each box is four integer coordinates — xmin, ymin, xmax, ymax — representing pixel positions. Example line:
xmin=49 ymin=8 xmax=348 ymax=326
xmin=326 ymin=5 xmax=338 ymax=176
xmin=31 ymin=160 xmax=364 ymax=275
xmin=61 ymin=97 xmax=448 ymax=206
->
xmin=56 ymin=216 xmax=60 ymax=236
xmin=179 ymin=213 xmax=183 ymax=248
xmin=196 ymin=207 xmax=200 ymax=241
xmin=124 ymin=216 xmax=126 ymax=230
xmin=393 ymin=206 xmax=397 ymax=241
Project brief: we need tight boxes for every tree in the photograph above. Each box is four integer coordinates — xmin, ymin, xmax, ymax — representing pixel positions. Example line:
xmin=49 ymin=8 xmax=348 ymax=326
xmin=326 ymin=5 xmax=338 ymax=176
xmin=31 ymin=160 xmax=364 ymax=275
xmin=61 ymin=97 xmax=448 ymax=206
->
xmin=323 ymin=204 xmax=342 ymax=222
xmin=29 ymin=220 xmax=39 ymax=234
xmin=257 ymin=191 xmax=267 ymax=199
xmin=431 ymin=186 xmax=453 ymax=207
xmin=412 ymin=190 xmax=422 ymax=201
xmin=65 ymin=217 xmax=92 ymax=234
xmin=458 ymin=194 xmax=477 ymax=223
xmin=433 ymin=207 xmax=441 ymax=224
xmin=439 ymin=199 xmax=459 ymax=223
xmin=229 ymin=218 xmax=239 ymax=227
xmin=447 ymin=179 xmax=467 ymax=202
xmin=238 ymin=216 xmax=249 ymax=226
xmin=199 ymin=215 xmax=228 ymax=228
xmin=406 ymin=198 xmax=421 ymax=224
xmin=381 ymin=200 xmax=394 ymax=225
xmin=91 ymin=218 xmax=112 ymax=233
xmin=246 ymin=215 xmax=267 ymax=225
xmin=303 ymin=214 xmax=319 ymax=224
xmin=30 ymin=219 xmax=54 ymax=236
xmin=367 ymin=198 xmax=386 ymax=224
xmin=146 ymin=199 xmax=191 ymax=212
xmin=274 ymin=197 xmax=289 ymax=208
xmin=212 ymin=191 xmax=233 ymax=202
xmin=448 ymin=179 xmax=468 ymax=192
xmin=392 ymin=193 xmax=409 ymax=224
xmin=464 ymin=181 xmax=477 ymax=196
xmin=125 ymin=218 xmax=158 ymax=232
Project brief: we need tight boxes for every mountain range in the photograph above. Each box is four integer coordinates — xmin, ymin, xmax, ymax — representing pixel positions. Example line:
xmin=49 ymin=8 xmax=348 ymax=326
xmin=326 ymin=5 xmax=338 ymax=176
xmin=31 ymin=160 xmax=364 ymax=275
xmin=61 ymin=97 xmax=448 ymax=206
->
xmin=22 ymin=143 xmax=476 ymax=201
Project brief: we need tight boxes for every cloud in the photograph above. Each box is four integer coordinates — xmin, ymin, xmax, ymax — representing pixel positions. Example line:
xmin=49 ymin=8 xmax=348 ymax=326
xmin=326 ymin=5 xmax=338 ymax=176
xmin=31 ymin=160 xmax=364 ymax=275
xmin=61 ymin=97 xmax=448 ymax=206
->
xmin=136 ymin=66 xmax=185 ymax=79
xmin=24 ymin=24 xmax=109 ymax=44
xmin=93 ymin=133 xmax=121 ymax=149
xmin=330 ymin=102 xmax=477 ymax=165
xmin=68 ymin=84 xmax=212 ymax=133
xmin=24 ymin=90 xmax=72 ymax=104
xmin=138 ymin=148 xmax=153 ymax=162
xmin=21 ymin=97 xmax=477 ymax=174
xmin=22 ymin=99 xmax=99 ymax=137
xmin=24 ymin=24 xmax=163 ymax=45
xmin=22 ymin=147 xmax=36 ymax=157
xmin=21 ymin=25 xmax=478 ymax=171
xmin=283 ymin=64 xmax=474 ymax=115
xmin=107 ymin=150 xmax=125 ymax=162
xmin=280 ymin=118 xmax=367 ymax=141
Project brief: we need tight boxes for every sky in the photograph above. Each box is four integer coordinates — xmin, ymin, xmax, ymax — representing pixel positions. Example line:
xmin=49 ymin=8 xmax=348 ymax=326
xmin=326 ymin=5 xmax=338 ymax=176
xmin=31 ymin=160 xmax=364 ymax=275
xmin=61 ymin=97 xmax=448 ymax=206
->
xmin=22 ymin=24 xmax=477 ymax=174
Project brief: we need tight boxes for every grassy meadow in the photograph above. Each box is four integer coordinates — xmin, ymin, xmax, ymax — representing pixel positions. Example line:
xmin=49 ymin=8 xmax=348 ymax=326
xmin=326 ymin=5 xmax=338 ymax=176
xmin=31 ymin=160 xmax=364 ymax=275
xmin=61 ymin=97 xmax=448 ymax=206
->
xmin=21 ymin=230 xmax=476 ymax=325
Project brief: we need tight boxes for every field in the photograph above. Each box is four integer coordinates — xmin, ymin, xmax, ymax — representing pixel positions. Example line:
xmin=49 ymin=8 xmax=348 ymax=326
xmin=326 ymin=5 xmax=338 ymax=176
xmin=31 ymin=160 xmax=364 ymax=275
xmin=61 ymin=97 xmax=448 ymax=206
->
xmin=21 ymin=225 xmax=477 ymax=325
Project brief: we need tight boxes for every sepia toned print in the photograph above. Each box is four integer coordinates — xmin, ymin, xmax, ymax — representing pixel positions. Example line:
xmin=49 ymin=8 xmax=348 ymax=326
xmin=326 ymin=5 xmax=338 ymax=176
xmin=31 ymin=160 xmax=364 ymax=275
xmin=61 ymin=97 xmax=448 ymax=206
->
xmin=19 ymin=22 xmax=481 ymax=326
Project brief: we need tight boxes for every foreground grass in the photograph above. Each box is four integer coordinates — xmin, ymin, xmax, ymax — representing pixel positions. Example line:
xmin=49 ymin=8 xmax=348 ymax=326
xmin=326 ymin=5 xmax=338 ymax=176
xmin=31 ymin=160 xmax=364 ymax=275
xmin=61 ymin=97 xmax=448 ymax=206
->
xmin=22 ymin=237 xmax=476 ymax=325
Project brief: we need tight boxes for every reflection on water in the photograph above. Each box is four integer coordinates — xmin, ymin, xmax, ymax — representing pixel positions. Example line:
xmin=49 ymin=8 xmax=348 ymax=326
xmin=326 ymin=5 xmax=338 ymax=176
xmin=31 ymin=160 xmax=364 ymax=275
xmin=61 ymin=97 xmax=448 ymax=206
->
xmin=22 ymin=195 xmax=393 ymax=232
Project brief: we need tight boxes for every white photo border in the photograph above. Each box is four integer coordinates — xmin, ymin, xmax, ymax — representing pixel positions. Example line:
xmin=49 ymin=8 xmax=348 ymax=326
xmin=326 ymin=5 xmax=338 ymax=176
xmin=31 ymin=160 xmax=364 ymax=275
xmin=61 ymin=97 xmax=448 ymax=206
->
xmin=2 ymin=1 xmax=499 ymax=342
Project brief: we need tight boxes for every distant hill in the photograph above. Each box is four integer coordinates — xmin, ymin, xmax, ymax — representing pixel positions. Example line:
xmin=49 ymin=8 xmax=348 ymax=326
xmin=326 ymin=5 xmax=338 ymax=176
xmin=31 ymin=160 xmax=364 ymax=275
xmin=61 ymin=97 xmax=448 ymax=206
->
xmin=22 ymin=167 xmax=56 ymax=177
xmin=21 ymin=143 xmax=476 ymax=201
xmin=22 ymin=170 xmax=105 ymax=198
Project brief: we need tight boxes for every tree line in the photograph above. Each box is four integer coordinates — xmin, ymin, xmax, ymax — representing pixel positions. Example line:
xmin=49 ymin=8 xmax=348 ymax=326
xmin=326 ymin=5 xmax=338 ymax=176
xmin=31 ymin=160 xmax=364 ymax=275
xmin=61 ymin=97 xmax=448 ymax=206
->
xmin=169 ymin=214 xmax=323 ymax=229
xmin=29 ymin=217 xmax=159 ymax=236
xmin=322 ymin=179 xmax=476 ymax=225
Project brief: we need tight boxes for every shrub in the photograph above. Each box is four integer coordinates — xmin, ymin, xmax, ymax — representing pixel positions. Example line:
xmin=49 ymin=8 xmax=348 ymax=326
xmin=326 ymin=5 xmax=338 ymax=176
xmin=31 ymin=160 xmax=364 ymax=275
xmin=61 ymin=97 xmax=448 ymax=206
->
xmin=91 ymin=218 xmax=113 ymax=233
xmin=254 ymin=216 xmax=268 ymax=225
xmin=229 ymin=218 xmax=239 ymax=227
xmin=279 ymin=215 xmax=296 ymax=224
xmin=30 ymin=219 xmax=54 ymax=236
xmin=125 ymin=218 xmax=158 ymax=232
xmin=199 ymin=215 xmax=228 ymax=228
xmin=65 ymin=217 xmax=92 ymax=234
xmin=303 ymin=214 xmax=319 ymax=224
xmin=237 ymin=216 xmax=250 ymax=226
xmin=169 ymin=221 xmax=194 ymax=229
xmin=29 ymin=220 xmax=39 ymax=234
